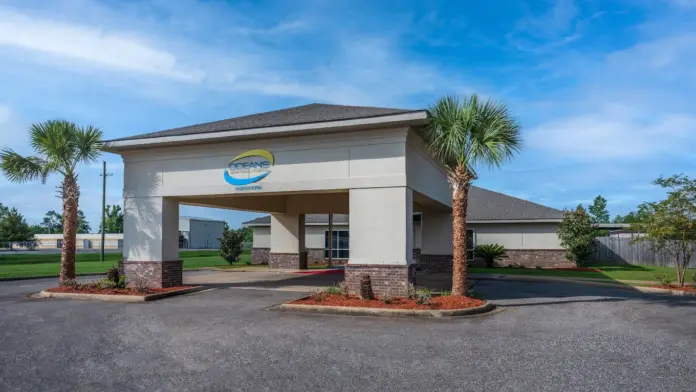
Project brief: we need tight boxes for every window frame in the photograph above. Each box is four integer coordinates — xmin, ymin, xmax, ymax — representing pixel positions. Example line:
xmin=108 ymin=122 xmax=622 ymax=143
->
xmin=324 ymin=230 xmax=349 ymax=260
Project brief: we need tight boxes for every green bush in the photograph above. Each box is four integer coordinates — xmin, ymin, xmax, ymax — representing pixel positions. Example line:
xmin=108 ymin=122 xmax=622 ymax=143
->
xmin=473 ymin=244 xmax=507 ymax=268
xmin=654 ymin=274 xmax=674 ymax=287
xmin=415 ymin=287 xmax=432 ymax=305
xmin=219 ymin=228 xmax=246 ymax=264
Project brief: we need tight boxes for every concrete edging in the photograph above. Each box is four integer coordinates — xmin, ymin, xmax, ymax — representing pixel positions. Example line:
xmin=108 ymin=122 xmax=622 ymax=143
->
xmin=278 ymin=300 xmax=495 ymax=318
xmin=632 ymin=286 xmax=696 ymax=297
xmin=37 ymin=286 xmax=206 ymax=302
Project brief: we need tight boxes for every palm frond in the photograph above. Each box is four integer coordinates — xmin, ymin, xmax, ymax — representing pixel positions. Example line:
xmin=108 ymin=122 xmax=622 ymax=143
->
xmin=30 ymin=120 xmax=78 ymax=171
xmin=425 ymin=94 xmax=522 ymax=179
xmin=73 ymin=125 xmax=103 ymax=168
xmin=0 ymin=148 xmax=53 ymax=184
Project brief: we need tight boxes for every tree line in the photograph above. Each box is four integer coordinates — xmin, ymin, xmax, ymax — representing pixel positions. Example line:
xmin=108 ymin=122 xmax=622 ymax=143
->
xmin=0 ymin=202 xmax=124 ymax=243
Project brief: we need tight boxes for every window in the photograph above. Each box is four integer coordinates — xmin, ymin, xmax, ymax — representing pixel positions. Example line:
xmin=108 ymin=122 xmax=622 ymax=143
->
xmin=324 ymin=230 xmax=349 ymax=259
xmin=56 ymin=239 xmax=62 ymax=249
xmin=467 ymin=230 xmax=474 ymax=261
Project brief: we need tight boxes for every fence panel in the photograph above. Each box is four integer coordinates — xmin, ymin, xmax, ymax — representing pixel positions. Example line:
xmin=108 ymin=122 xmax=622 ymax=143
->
xmin=591 ymin=237 xmax=695 ymax=267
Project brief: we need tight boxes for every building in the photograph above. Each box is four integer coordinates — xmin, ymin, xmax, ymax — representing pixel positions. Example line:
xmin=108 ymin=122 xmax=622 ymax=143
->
xmin=103 ymin=103 xmax=573 ymax=296
xmin=243 ymin=186 xmax=569 ymax=270
xmin=34 ymin=216 xmax=225 ymax=250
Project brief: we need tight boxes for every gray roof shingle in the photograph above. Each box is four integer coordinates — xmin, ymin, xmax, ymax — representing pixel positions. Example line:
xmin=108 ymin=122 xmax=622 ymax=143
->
xmin=242 ymin=186 xmax=563 ymax=226
xmin=108 ymin=103 xmax=422 ymax=142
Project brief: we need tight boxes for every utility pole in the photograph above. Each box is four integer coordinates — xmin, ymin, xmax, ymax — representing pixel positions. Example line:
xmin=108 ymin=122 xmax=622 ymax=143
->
xmin=100 ymin=161 xmax=113 ymax=262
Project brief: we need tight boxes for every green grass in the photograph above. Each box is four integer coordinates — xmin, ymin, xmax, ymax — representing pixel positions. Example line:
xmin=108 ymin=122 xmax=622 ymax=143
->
xmin=470 ymin=262 xmax=696 ymax=283
xmin=0 ymin=249 xmax=251 ymax=278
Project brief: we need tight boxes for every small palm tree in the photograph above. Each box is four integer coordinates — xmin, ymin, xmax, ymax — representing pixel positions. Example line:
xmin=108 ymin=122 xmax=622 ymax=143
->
xmin=0 ymin=120 xmax=102 ymax=283
xmin=425 ymin=95 xmax=521 ymax=296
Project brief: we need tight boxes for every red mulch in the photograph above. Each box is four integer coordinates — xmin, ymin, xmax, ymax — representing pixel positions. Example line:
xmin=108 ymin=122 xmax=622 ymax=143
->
xmin=46 ymin=286 xmax=194 ymax=296
xmin=549 ymin=267 xmax=604 ymax=272
xmin=650 ymin=285 xmax=696 ymax=293
xmin=291 ymin=293 xmax=485 ymax=310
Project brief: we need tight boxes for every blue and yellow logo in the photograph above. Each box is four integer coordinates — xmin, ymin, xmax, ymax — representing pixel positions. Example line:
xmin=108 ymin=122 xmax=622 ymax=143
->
xmin=223 ymin=149 xmax=274 ymax=186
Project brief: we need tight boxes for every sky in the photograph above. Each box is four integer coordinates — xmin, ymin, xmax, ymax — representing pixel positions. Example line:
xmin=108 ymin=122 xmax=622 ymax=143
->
xmin=0 ymin=0 xmax=695 ymax=230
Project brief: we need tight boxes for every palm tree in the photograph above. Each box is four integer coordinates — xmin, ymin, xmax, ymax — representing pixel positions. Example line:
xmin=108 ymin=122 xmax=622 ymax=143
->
xmin=0 ymin=120 xmax=102 ymax=283
xmin=425 ymin=95 xmax=522 ymax=296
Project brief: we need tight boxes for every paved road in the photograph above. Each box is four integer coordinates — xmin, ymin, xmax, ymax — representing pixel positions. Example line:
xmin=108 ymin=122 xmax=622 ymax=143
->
xmin=1 ymin=272 xmax=695 ymax=391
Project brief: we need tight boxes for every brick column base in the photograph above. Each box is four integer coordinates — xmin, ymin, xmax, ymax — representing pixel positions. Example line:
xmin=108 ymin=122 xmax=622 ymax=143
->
xmin=269 ymin=252 xmax=307 ymax=269
xmin=251 ymin=248 xmax=270 ymax=265
xmin=345 ymin=264 xmax=416 ymax=298
xmin=119 ymin=260 xmax=183 ymax=288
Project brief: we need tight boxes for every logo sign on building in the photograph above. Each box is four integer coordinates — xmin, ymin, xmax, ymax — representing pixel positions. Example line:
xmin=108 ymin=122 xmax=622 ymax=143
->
xmin=224 ymin=149 xmax=274 ymax=187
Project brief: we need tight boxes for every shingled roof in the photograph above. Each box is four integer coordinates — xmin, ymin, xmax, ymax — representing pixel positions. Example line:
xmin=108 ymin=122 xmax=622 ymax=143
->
xmin=108 ymin=103 xmax=423 ymax=142
xmin=242 ymin=186 xmax=564 ymax=226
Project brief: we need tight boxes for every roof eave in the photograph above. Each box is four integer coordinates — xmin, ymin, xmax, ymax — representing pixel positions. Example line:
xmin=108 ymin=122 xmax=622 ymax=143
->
xmin=103 ymin=111 xmax=428 ymax=153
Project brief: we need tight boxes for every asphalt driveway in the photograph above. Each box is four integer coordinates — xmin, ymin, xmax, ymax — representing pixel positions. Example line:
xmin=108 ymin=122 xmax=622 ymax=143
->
xmin=1 ymin=272 xmax=695 ymax=392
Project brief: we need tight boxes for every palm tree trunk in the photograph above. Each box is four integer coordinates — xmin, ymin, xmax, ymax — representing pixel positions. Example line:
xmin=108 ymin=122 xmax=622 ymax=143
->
xmin=451 ymin=167 xmax=473 ymax=296
xmin=59 ymin=175 xmax=80 ymax=284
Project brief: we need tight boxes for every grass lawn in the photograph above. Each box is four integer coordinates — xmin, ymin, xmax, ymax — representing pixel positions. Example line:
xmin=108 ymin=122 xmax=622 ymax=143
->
xmin=0 ymin=250 xmax=252 ymax=279
xmin=470 ymin=262 xmax=696 ymax=283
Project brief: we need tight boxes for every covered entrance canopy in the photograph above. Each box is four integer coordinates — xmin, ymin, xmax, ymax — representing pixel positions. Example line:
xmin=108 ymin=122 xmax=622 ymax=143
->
xmin=103 ymin=103 xmax=457 ymax=297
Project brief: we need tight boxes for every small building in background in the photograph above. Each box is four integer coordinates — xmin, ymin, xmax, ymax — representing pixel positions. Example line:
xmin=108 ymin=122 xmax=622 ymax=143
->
xmin=33 ymin=216 xmax=226 ymax=250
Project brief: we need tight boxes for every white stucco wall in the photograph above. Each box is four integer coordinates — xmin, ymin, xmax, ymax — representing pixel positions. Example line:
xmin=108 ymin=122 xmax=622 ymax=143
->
xmin=253 ymin=226 xmax=271 ymax=248
xmin=349 ymin=187 xmax=413 ymax=265
xmin=470 ymin=222 xmax=562 ymax=249
xmin=270 ymin=214 xmax=305 ymax=253
xmin=406 ymin=131 xmax=451 ymax=208
xmin=122 ymin=128 xmax=412 ymax=201
xmin=123 ymin=196 xmax=180 ymax=261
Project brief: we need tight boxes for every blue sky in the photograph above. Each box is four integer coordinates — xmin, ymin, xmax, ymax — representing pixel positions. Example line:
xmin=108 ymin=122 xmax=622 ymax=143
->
xmin=0 ymin=0 xmax=695 ymax=229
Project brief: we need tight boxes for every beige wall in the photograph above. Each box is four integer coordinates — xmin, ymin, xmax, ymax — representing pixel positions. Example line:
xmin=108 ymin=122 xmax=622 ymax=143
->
xmin=122 ymin=128 xmax=412 ymax=201
xmin=349 ymin=187 xmax=413 ymax=265
xmin=270 ymin=214 xmax=305 ymax=253
xmin=406 ymin=131 xmax=451 ymax=208
xmin=470 ymin=222 xmax=562 ymax=250
xmin=123 ymin=196 xmax=179 ymax=262
xmin=252 ymin=226 xmax=271 ymax=248
xmin=35 ymin=234 xmax=123 ymax=249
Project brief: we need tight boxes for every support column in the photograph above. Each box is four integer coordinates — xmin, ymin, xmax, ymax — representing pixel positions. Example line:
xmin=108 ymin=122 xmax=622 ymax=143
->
xmin=420 ymin=208 xmax=454 ymax=272
xmin=346 ymin=187 xmax=414 ymax=297
xmin=269 ymin=213 xmax=306 ymax=269
xmin=120 ymin=196 xmax=182 ymax=288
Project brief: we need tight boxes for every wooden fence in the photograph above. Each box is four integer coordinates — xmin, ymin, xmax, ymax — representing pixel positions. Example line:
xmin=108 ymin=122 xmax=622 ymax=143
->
xmin=591 ymin=237 xmax=696 ymax=267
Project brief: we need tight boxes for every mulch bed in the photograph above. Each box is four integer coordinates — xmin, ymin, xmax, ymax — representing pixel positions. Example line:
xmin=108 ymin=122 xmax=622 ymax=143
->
xmin=291 ymin=294 xmax=485 ymax=310
xmin=45 ymin=286 xmax=194 ymax=296
xmin=650 ymin=285 xmax=696 ymax=293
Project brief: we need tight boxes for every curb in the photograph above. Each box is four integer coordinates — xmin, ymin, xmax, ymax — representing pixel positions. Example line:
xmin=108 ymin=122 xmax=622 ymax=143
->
xmin=277 ymin=301 xmax=495 ymax=318
xmin=469 ymin=273 xmax=636 ymax=289
xmin=37 ymin=286 xmax=206 ymax=302
xmin=632 ymin=286 xmax=696 ymax=297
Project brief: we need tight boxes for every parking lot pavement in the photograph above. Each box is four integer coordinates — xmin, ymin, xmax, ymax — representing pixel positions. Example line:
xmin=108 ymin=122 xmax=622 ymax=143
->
xmin=1 ymin=274 xmax=696 ymax=391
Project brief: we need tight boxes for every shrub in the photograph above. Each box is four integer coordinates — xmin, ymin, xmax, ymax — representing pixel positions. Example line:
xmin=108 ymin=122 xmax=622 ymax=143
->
xmin=415 ymin=287 xmax=432 ymax=305
xmin=94 ymin=278 xmax=116 ymax=290
xmin=133 ymin=275 xmax=150 ymax=293
xmin=407 ymin=283 xmax=418 ymax=299
xmin=106 ymin=266 xmax=120 ymax=282
xmin=440 ymin=290 xmax=452 ymax=296
xmin=116 ymin=275 xmax=127 ymax=289
xmin=473 ymin=244 xmax=507 ymax=268
xmin=219 ymin=228 xmax=246 ymax=264
xmin=380 ymin=287 xmax=393 ymax=304
xmin=325 ymin=284 xmax=343 ymax=295
xmin=311 ymin=288 xmax=326 ymax=302
xmin=654 ymin=274 xmax=674 ymax=287
xmin=557 ymin=206 xmax=594 ymax=265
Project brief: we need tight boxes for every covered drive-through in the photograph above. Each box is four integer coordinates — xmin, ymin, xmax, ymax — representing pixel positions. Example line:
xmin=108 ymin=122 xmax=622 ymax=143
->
xmin=103 ymin=104 xmax=457 ymax=297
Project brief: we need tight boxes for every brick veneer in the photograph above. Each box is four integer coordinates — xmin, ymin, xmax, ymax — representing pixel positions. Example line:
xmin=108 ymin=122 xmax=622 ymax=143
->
xmin=419 ymin=254 xmax=454 ymax=272
xmin=345 ymin=264 xmax=416 ymax=298
xmin=306 ymin=248 xmax=348 ymax=265
xmin=119 ymin=260 xmax=183 ymax=288
xmin=501 ymin=250 xmax=575 ymax=268
xmin=269 ymin=252 xmax=304 ymax=269
xmin=251 ymin=248 xmax=270 ymax=265
xmin=419 ymin=249 xmax=575 ymax=270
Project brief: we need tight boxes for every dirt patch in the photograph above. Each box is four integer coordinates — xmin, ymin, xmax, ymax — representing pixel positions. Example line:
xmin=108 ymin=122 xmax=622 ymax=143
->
xmin=45 ymin=286 xmax=194 ymax=296
xmin=290 ymin=294 xmax=485 ymax=310
xmin=650 ymin=285 xmax=696 ymax=293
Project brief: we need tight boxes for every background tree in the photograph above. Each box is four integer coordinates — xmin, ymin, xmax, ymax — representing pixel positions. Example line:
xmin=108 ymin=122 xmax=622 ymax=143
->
xmin=219 ymin=227 xmax=246 ymax=264
xmin=588 ymin=195 xmax=610 ymax=223
xmin=99 ymin=204 xmax=123 ymax=233
xmin=0 ymin=203 xmax=8 ymax=219
xmin=557 ymin=205 xmax=594 ymax=265
xmin=41 ymin=210 xmax=63 ymax=233
xmin=425 ymin=94 xmax=522 ymax=296
xmin=631 ymin=175 xmax=696 ymax=287
xmin=612 ymin=204 xmax=652 ymax=224
xmin=0 ymin=207 xmax=34 ymax=244
xmin=0 ymin=120 xmax=102 ymax=283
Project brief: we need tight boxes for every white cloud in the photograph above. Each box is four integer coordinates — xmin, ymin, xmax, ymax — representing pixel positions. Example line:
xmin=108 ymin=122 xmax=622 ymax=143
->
xmin=527 ymin=109 xmax=696 ymax=160
xmin=0 ymin=8 xmax=205 ymax=82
